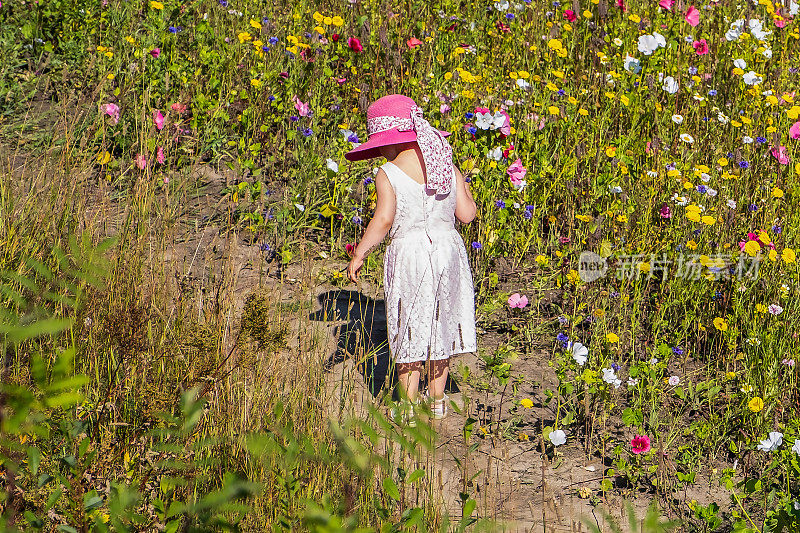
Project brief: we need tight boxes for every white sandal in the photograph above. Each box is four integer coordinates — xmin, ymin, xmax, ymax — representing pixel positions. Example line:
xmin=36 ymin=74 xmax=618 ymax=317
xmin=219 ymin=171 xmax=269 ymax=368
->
xmin=428 ymin=393 xmax=449 ymax=420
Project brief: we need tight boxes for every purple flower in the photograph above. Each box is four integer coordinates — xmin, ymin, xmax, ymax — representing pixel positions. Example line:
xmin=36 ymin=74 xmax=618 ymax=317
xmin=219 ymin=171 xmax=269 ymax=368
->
xmin=672 ymin=346 xmax=684 ymax=355
xmin=738 ymin=160 xmax=749 ymax=169
xmin=464 ymin=112 xmax=475 ymax=120
xmin=495 ymin=200 xmax=506 ymax=209
xmin=688 ymin=66 xmax=698 ymax=75
xmin=471 ymin=241 xmax=482 ymax=250
xmin=557 ymin=315 xmax=569 ymax=326
xmin=262 ymin=45 xmax=270 ymax=52
xmin=351 ymin=215 xmax=362 ymax=225
xmin=772 ymin=224 xmax=782 ymax=234
xmin=526 ymin=204 xmax=535 ymax=211
xmin=268 ymin=95 xmax=275 ymax=102
xmin=696 ymin=185 xmax=707 ymax=193
xmin=218 ymin=0 xmax=228 ymax=5
xmin=168 ymin=26 xmax=182 ymax=33
xmin=505 ymin=12 xmax=515 ymax=19
xmin=262 ymin=16 xmax=270 ymax=25
xmin=467 ymin=126 xmax=478 ymax=135
xmin=347 ymin=133 xmax=360 ymax=143
xmin=756 ymin=136 xmax=767 ymax=144
xmin=260 ymin=243 xmax=271 ymax=252
xmin=611 ymin=362 xmax=621 ymax=372
xmin=708 ymin=89 xmax=717 ymax=96
xmin=269 ymin=37 xmax=279 ymax=45
xmin=290 ymin=115 xmax=299 ymax=122
xmin=610 ymin=291 xmax=620 ymax=298
xmin=300 ymin=127 xmax=313 ymax=137
xmin=363 ymin=177 xmax=374 ymax=185
xmin=748 ymin=204 xmax=758 ymax=212
xmin=523 ymin=210 xmax=533 ymax=220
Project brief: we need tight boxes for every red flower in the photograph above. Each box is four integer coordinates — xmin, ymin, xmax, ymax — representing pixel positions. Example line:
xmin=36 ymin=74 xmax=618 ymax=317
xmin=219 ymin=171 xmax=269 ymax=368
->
xmin=692 ymin=38 xmax=709 ymax=55
xmin=496 ymin=20 xmax=510 ymax=33
xmin=631 ymin=435 xmax=651 ymax=454
xmin=615 ymin=0 xmax=627 ymax=12
xmin=347 ymin=37 xmax=363 ymax=52
xmin=149 ymin=48 xmax=161 ymax=58
xmin=345 ymin=243 xmax=356 ymax=257
xmin=406 ymin=37 xmax=423 ymax=49
xmin=331 ymin=33 xmax=340 ymax=43
xmin=563 ymin=9 xmax=577 ymax=22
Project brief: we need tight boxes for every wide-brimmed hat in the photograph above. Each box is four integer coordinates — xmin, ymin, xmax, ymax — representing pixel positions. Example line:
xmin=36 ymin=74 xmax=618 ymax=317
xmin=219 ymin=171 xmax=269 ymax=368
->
xmin=345 ymin=94 xmax=454 ymax=194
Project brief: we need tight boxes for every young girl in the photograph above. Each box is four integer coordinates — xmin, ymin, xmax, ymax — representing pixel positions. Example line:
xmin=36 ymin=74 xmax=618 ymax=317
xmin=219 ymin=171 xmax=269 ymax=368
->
xmin=344 ymin=94 xmax=477 ymax=420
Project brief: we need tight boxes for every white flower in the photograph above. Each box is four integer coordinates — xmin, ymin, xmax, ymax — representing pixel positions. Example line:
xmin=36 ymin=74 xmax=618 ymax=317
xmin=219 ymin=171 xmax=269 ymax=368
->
xmin=606 ymin=73 xmax=616 ymax=86
xmin=613 ymin=38 xmax=623 ymax=46
xmin=487 ymin=146 xmax=503 ymax=161
xmin=684 ymin=35 xmax=694 ymax=43
xmin=549 ymin=429 xmax=567 ymax=446
xmin=475 ymin=111 xmax=506 ymax=130
xmin=717 ymin=112 xmax=730 ymax=124
xmin=623 ymin=55 xmax=642 ymax=74
xmin=762 ymin=48 xmax=773 ymax=59
xmin=647 ymin=170 xmax=658 ymax=178
xmin=734 ymin=58 xmax=747 ymax=69
xmin=649 ymin=357 xmax=659 ymax=365
xmin=727 ymin=199 xmax=737 ymax=209
xmin=791 ymin=0 xmax=799 ymax=16
xmin=742 ymin=136 xmax=753 ymax=144
xmin=568 ymin=341 xmax=589 ymax=366
xmin=726 ymin=19 xmax=745 ymax=41
xmin=511 ymin=179 xmax=527 ymax=192
xmin=609 ymin=185 xmax=623 ymax=194
xmin=668 ymin=375 xmax=680 ymax=386
xmin=706 ymin=188 xmax=717 ymax=197
xmin=757 ymin=431 xmax=783 ymax=452
xmin=494 ymin=0 xmax=510 ymax=10
xmin=795 ymin=501 xmax=800 ymax=512
xmin=743 ymin=71 xmax=763 ymax=85
xmin=680 ymin=133 xmax=695 ymax=144
xmin=663 ymin=76 xmax=679 ymax=94
xmin=700 ymin=172 xmax=711 ymax=182
xmin=516 ymin=78 xmax=531 ymax=89
xmin=627 ymin=377 xmax=639 ymax=386
xmin=672 ymin=114 xmax=684 ymax=124
xmin=326 ymin=158 xmax=339 ymax=173
xmin=792 ymin=439 xmax=800 ymax=456
xmin=601 ymin=368 xmax=622 ymax=388
xmin=294 ymin=203 xmax=306 ymax=212
xmin=748 ymin=19 xmax=771 ymax=40
xmin=768 ymin=304 xmax=784 ymax=315
xmin=637 ymin=33 xmax=665 ymax=55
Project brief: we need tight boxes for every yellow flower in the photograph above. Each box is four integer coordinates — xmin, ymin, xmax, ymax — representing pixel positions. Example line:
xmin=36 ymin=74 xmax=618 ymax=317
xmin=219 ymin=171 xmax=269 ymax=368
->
xmin=687 ymin=240 xmax=698 ymax=250
xmin=548 ymin=106 xmax=560 ymax=116
xmin=593 ymin=308 xmax=606 ymax=318
xmin=124 ymin=36 xmax=135 ymax=44
xmin=713 ymin=317 xmax=728 ymax=331
xmin=149 ymin=0 xmax=164 ymax=9
xmin=578 ymin=108 xmax=588 ymax=116
xmin=628 ymin=14 xmax=641 ymax=23
xmin=772 ymin=187 xmax=784 ymax=198
xmin=787 ymin=106 xmax=800 ymax=120
xmin=638 ymin=262 xmax=651 ymax=273
xmin=575 ymin=214 xmax=592 ymax=222
xmin=701 ymin=215 xmax=716 ymax=226
xmin=718 ymin=157 xmax=729 ymax=167
xmin=250 ymin=19 xmax=262 ymax=30
xmin=748 ymin=396 xmax=764 ymax=413
xmin=251 ymin=78 xmax=262 ymax=88
xmin=726 ymin=371 xmax=737 ymax=380
xmin=744 ymin=240 xmax=761 ymax=257
xmin=323 ymin=16 xmax=333 ymax=25
xmin=96 ymin=151 xmax=112 ymax=165
xmin=519 ymin=398 xmax=534 ymax=409
xmin=313 ymin=11 xmax=324 ymax=23
xmin=768 ymin=249 xmax=778 ymax=262
xmin=687 ymin=211 xmax=702 ymax=223
xmin=606 ymin=332 xmax=619 ymax=343
xmin=444 ymin=72 xmax=453 ymax=81
xmin=566 ymin=269 xmax=580 ymax=284
xmin=758 ymin=231 xmax=771 ymax=245
xmin=620 ymin=95 xmax=630 ymax=106
xmin=547 ymin=38 xmax=564 ymax=51
xmin=238 ymin=32 xmax=252 ymax=43
xmin=331 ymin=16 xmax=344 ymax=26
xmin=616 ymin=214 xmax=627 ymax=223
xmin=605 ymin=146 xmax=617 ymax=157
xmin=756 ymin=303 xmax=767 ymax=313
xmin=535 ymin=255 xmax=548 ymax=266
xmin=782 ymin=248 xmax=796 ymax=264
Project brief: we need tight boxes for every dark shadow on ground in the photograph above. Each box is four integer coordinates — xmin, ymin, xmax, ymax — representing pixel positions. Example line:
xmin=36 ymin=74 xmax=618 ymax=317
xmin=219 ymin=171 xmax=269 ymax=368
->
xmin=309 ymin=289 xmax=459 ymax=399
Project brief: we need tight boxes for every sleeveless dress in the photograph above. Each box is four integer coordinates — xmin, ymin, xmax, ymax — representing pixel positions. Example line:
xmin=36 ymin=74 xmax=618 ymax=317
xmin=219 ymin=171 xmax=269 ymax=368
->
xmin=381 ymin=161 xmax=478 ymax=364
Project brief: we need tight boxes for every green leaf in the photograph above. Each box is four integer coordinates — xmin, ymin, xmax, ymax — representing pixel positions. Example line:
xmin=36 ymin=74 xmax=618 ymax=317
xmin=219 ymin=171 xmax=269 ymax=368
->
xmin=407 ymin=469 xmax=425 ymax=483
xmin=84 ymin=492 xmax=103 ymax=511
xmin=382 ymin=477 xmax=401 ymax=500
xmin=27 ymin=446 xmax=41 ymax=476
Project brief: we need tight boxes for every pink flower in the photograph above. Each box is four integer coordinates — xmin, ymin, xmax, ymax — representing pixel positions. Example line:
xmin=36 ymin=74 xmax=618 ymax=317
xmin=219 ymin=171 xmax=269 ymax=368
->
xmin=659 ymin=204 xmax=672 ymax=219
xmin=406 ymin=37 xmax=422 ymax=49
xmin=790 ymin=121 xmax=800 ymax=140
xmin=149 ymin=48 xmax=161 ymax=58
xmin=439 ymin=103 xmax=450 ymax=114
xmin=615 ymin=0 xmax=627 ymax=12
xmin=774 ymin=17 xmax=787 ymax=28
xmin=563 ymin=9 xmax=577 ymax=22
xmin=134 ymin=153 xmax=147 ymax=170
xmin=474 ymin=106 xmax=490 ymax=114
xmin=156 ymin=146 xmax=166 ymax=165
xmin=772 ymin=146 xmax=790 ymax=165
xmin=692 ymin=39 xmax=709 ymax=55
xmin=507 ymin=293 xmax=529 ymax=309
xmin=347 ymin=37 xmax=363 ymax=52
xmin=658 ymin=0 xmax=674 ymax=10
xmin=345 ymin=243 xmax=355 ymax=256
xmin=292 ymin=95 xmax=310 ymax=117
xmin=335 ymin=77 xmax=347 ymax=85
xmin=102 ymin=103 xmax=120 ymax=124
xmin=498 ymin=110 xmax=511 ymax=136
xmin=153 ymin=109 xmax=165 ymax=130
xmin=685 ymin=5 xmax=700 ymax=26
xmin=506 ymin=158 xmax=527 ymax=182
xmin=171 ymin=102 xmax=187 ymax=114
xmin=631 ymin=435 xmax=651 ymax=454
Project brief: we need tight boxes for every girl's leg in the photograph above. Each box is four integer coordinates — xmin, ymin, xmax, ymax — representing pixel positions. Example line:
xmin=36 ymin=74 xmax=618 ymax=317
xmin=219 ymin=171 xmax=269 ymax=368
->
xmin=396 ymin=361 xmax=423 ymax=402
xmin=427 ymin=358 xmax=450 ymax=400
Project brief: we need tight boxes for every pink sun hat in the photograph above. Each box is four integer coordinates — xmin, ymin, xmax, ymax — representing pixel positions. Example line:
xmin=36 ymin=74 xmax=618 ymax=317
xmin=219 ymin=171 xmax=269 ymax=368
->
xmin=345 ymin=94 xmax=454 ymax=194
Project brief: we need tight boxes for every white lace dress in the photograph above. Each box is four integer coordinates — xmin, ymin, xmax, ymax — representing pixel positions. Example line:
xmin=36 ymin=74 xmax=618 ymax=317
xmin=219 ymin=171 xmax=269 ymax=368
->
xmin=381 ymin=161 xmax=477 ymax=364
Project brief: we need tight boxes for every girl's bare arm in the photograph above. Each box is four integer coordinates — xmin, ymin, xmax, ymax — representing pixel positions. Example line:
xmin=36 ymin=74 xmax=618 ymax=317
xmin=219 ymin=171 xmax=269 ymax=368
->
xmin=353 ymin=169 xmax=395 ymax=260
xmin=454 ymin=165 xmax=477 ymax=224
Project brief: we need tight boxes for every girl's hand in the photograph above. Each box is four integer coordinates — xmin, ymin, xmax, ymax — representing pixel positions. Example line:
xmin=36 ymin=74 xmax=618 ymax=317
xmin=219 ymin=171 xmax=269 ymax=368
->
xmin=347 ymin=255 xmax=364 ymax=282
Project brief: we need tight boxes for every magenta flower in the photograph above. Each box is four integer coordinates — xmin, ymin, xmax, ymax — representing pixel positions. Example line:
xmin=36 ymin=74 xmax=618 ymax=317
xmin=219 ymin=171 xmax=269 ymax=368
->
xmin=685 ymin=5 xmax=700 ymax=26
xmin=563 ymin=9 xmax=577 ymax=21
xmin=347 ymin=37 xmax=363 ymax=52
xmin=156 ymin=146 xmax=166 ymax=164
xmin=631 ymin=435 xmax=651 ymax=454
xmin=102 ymin=103 xmax=120 ymax=124
xmin=153 ymin=110 xmax=165 ymax=130
xmin=772 ymin=146 xmax=790 ymax=165
xmin=692 ymin=39 xmax=709 ymax=55
xmin=134 ymin=153 xmax=147 ymax=170
xmin=149 ymin=48 xmax=161 ymax=58
xmin=506 ymin=158 xmax=527 ymax=182
xmin=292 ymin=95 xmax=310 ymax=117
xmin=790 ymin=121 xmax=800 ymax=140
xmin=658 ymin=0 xmax=674 ymax=10
xmin=659 ymin=204 xmax=672 ymax=219
xmin=507 ymin=293 xmax=529 ymax=309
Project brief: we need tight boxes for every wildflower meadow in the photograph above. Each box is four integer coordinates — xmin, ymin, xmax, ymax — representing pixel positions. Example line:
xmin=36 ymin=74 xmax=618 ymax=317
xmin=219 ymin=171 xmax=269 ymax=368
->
xmin=1 ymin=0 xmax=800 ymax=530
